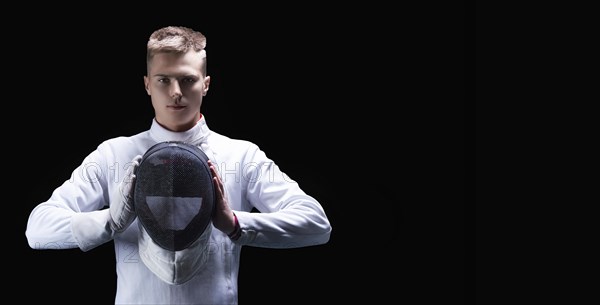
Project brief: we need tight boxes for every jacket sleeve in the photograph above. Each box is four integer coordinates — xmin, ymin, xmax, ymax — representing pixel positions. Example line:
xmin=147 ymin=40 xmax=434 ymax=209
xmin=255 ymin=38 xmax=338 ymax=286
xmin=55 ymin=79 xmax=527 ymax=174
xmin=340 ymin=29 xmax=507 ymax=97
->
xmin=25 ymin=146 xmax=116 ymax=252
xmin=233 ymin=146 xmax=332 ymax=247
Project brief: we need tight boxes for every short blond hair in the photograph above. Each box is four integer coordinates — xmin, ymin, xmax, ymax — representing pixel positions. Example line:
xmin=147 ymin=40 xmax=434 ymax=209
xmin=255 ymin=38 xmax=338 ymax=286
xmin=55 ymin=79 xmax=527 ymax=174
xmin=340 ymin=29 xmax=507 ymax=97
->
xmin=146 ymin=26 xmax=207 ymax=75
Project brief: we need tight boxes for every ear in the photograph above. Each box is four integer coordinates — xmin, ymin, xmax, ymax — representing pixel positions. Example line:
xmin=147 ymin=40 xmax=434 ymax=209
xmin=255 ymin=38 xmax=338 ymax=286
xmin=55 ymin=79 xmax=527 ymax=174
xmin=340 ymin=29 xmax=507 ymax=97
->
xmin=143 ymin=76 xmax=151 ymax=95
xmin=203 ymin=76 xmax=210 ymax=96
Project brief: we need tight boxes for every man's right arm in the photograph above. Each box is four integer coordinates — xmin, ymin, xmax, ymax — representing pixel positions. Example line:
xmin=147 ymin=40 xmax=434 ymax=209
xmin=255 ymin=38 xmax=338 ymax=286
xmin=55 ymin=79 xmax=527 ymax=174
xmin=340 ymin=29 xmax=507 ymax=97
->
xmin=25 ymin=149 xmax=115 ymax=251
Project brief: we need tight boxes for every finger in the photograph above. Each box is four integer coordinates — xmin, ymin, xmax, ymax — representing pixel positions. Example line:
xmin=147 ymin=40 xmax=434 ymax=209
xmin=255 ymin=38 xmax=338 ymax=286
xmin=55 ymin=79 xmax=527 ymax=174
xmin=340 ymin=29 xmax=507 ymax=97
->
xmin=207 ymin=160 xmax=224 ymax=199
xmin=212 ymin=176 xmax=224 ymax=200
xmin=208 ymin=161 xmax=220 ymax=181
xmin=132 ymin=155 xmax=143 ymax=168
xmin=207 ymin=160 xmax=216 ymax=173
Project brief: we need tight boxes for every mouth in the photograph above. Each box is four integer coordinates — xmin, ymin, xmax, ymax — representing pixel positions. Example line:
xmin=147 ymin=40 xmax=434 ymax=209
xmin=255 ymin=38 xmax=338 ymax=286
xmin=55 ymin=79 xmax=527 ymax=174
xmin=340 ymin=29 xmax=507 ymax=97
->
xmin=168 ymin=105 xmax=187 ymax=110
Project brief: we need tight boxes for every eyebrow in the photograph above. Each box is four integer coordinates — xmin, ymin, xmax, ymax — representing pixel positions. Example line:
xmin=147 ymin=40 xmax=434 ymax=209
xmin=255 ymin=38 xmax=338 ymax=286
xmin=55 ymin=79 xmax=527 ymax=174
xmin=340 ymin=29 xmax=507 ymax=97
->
xmin=152 ymin=73 xmax=199 ymax=78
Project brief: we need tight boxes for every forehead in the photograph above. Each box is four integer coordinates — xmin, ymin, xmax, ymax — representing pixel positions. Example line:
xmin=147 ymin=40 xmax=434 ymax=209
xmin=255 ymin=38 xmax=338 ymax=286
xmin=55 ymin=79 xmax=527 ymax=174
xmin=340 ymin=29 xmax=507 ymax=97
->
xmin=149 ymin=50 xmax=205 ymax=76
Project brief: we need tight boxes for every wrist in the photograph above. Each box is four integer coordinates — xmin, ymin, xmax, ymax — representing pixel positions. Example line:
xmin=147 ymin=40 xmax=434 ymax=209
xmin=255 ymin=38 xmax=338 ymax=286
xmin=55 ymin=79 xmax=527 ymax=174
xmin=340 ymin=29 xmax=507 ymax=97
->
xmin=227 ymin=212 xmax=241 ymax=240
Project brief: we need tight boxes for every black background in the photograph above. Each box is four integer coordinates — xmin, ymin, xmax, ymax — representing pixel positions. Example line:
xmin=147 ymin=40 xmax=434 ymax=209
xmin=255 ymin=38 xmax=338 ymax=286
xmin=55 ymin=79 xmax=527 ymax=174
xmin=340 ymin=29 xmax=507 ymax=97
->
xmin=8 ymin=3 xmax=465 ymax=305
xmin=476 ymin=3 xmax=599 ymax=305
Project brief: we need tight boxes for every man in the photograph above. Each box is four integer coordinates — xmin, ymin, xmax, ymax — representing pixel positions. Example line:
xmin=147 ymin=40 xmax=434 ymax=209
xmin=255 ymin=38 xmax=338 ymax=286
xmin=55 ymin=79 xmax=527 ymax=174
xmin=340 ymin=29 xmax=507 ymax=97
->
xmin=25 ymin=26 xmax=332 ymax=304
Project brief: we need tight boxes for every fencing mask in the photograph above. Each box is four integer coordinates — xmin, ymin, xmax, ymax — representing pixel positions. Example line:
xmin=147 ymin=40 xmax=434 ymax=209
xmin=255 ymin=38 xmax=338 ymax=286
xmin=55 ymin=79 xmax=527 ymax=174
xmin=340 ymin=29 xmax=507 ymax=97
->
xmin=133 ymin=141 xmax=215 ymax=285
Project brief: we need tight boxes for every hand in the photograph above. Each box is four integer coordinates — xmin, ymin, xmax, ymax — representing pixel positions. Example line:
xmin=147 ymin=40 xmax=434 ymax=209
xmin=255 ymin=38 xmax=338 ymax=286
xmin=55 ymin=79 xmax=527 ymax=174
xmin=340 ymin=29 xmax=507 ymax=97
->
xmin=109 ymin=155 xmax=143 ymax=233
xmin=207 ymin=160 xmax=237 ymax=235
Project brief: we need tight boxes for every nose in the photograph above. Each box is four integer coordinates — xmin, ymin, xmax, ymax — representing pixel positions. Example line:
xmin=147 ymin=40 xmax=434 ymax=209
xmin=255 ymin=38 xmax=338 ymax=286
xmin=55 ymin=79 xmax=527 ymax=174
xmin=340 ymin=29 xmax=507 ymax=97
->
xmin=170 ymin=81 xmax=182 ymax=101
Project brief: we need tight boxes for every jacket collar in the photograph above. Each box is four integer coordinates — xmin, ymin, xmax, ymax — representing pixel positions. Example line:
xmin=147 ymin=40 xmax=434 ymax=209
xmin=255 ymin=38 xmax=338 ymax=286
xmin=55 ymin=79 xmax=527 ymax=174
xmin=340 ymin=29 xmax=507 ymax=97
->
xmin=149 ymin=116 xmax=211 ymax=146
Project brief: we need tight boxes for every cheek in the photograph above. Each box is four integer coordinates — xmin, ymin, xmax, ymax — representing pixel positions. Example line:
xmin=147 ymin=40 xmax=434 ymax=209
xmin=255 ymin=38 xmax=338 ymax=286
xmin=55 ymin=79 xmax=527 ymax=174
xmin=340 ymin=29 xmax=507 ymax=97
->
xmin=182 ymin=87 xmax=204 ymax=100
xmin=191 ymin=82 xmax=206 ymax=92
xmin=150 ymin=87 xmax=170 ymax=99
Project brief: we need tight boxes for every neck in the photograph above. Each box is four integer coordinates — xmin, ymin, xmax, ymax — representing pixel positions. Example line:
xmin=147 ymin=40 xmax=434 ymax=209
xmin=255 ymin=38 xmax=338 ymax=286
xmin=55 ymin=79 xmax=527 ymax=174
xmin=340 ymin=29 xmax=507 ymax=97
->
xmin=157 ymin=114 xmax=202 ymax=132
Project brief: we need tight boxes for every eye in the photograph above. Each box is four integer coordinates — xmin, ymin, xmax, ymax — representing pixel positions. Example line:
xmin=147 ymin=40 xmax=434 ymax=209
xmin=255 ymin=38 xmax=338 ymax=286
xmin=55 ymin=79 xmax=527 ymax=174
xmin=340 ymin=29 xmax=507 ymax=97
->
xmin=157 ymin=77 xmax=170 ymax=84
xmin=182 ymin=77 xmax=196 ymax=84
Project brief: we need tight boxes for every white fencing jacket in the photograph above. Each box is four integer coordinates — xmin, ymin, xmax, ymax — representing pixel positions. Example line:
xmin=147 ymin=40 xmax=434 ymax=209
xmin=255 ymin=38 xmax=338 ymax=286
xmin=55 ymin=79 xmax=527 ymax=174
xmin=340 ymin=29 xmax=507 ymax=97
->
xmin=25 ymin=116 xmax=332 ymax=304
